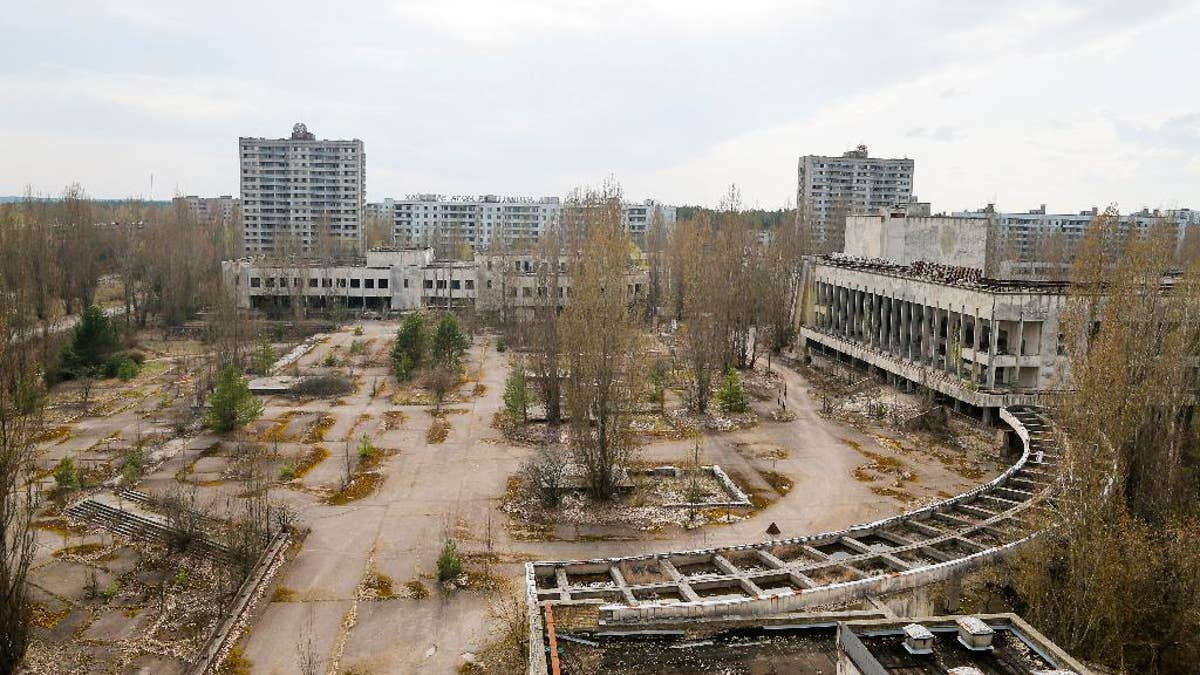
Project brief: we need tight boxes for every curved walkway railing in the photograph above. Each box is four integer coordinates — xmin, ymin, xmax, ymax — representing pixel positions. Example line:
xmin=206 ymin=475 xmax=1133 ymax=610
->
xmin=524 ymin=406 xmax=1059 ymax=674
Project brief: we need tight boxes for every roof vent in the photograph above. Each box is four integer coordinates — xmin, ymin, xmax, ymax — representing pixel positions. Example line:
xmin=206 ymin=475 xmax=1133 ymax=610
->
xmin=902 ymin=623 xmax=934 ymax=655
xmin=956 ymin=616 xmax=995 ymax=651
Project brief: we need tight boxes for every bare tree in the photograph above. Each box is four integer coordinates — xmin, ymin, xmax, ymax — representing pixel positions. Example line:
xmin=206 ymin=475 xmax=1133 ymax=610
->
xmin=0 ymin=301 xmax=44 ymax=672
xmin=560 ymin=181 xmax=641 ymax=499
xmin=1014 ymin=215 xmax=1200 ymax=672
xmin=530 ymin=226 xmax=564 ymax=423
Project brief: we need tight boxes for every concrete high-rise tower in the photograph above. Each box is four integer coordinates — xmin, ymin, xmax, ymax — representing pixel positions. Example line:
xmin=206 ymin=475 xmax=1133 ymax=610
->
xmin=239 ymin=123 xmax=365 ymax=255
xmin=797 ymin=145 xmax=913 ymax=253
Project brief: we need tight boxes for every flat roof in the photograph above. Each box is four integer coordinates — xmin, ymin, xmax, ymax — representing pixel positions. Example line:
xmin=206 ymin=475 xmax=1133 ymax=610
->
xmin=818 ymin=255 xmax=1071 ymax=293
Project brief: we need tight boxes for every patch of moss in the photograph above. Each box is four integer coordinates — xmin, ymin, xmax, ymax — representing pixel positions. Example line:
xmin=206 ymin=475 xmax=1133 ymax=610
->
xmin=33 ymin=425 xmax=73 ymax=444
xmin=30 ymin=603 xmax=71 ymax=629
xmin=53 ymin=542 xmax=106 ymax=558
xmin=217 ymin=646 xmax=252 ymax=675
xmin=326 ymin=472 xmax=383 ymax=505
xmin=303 ymin=415 xmax=335 ymax=443
xmin=761 ymin=470 xmax=793 ymax=495
xmin=405 ymin=580 xmax=429 ymax=599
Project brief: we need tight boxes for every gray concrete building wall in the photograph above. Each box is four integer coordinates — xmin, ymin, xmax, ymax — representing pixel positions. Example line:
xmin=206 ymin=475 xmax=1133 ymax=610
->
xmin=845 ymin=213 xmax=991 ymax=270
xmin=221 ymin=249 xmax=647 ymax=317
xmin=391 ymin=195 xmax=676 ymax=250
xmin=239 ymin=123 xmax=365 ymax=256
xmin=801 ymin=259 xmax=1069 ymax=414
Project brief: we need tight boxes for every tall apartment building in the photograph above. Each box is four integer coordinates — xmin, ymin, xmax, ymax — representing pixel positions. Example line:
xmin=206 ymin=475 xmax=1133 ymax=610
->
xmin=173 ymin=195 xmax=239 ymax=225
xmin=953 ymin=204 xmax=1200 ymax=266
xmin=384 ymin=194 xmax=676 ymax=250
xmin=797 ymin=145 xmax=914 ymax=253
xmin=239 ymin=123 xmax=365 ymax=255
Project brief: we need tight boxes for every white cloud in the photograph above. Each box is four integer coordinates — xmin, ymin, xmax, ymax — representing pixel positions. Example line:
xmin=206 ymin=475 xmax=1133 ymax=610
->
xmin=1 ymin=0 xmax=1198 ymax=209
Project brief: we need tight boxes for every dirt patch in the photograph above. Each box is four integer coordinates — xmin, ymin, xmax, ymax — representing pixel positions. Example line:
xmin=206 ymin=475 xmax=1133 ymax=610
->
xmin=761 ymin=470 xmax=794 ymax=496
xmin=382 ymin=410 xmax=407 ymax=430
xmin=427 ymin=416 xmax=451 ymax=444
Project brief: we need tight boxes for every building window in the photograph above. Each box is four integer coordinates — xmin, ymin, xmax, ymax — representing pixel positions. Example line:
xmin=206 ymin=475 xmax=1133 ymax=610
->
xmin=350 ymin=278 xmax=361 ymax=289
xmin=250 ymin=277 xmax=261 ymax=288
xmin=365 ymin=279 xmax=374 ymax=289
xmin=338 ymin=278 xmax=347 ymax=287
xmin=522 ymin=287 xmax=532 ymax=297
xmin=465 ymin=279 xmax=474 ymax=290
xmin=451 ymin=280 xmax=461 ymax=290
xmin=379 ymin=278 xmax=389 ymax=289
xmin=322 ymin=278 xmax=332 ymax=288
xmin=308 ymin=278 xmax=318 ymax=288
xmin=424 ymin=280 xmax=433 ymax=289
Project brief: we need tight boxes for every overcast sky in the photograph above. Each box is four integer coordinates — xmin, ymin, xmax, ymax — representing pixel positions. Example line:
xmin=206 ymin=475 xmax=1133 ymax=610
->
xmin=2 ymin=1 xmax=1199 ymax=211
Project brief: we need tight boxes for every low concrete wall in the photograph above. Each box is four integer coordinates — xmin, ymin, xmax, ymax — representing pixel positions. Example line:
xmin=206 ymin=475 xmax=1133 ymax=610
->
xmin=190 ymin=531 xmax=291 ymax=675
xmin=525 ymin=407 xmax=1054 ymax=672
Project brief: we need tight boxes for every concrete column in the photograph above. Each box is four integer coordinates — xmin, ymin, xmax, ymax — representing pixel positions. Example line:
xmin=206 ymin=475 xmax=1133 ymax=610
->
xmin=876 ymin=294 xmax=886 ymax=350
xmin=972 ymin=309 xmax=982 ymax=385
xmin=891 ymin=296 xmax=901 ymax=354
xmin=854 ymin=289 xmax=864 ymax=341
xmin=957 ymin=307 xmax=967 ymax=378
xmin=986 ymin=301 xmax=999 ymax=389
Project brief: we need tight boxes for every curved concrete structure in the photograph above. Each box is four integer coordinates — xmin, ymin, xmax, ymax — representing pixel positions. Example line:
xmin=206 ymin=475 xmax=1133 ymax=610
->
xmin=525 ymin=406 xmax=1059 ymax=674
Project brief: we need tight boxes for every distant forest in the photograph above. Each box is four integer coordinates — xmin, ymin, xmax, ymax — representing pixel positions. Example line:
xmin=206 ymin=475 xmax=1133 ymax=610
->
xmin=675 ymin=205 xmax=795 ymax=230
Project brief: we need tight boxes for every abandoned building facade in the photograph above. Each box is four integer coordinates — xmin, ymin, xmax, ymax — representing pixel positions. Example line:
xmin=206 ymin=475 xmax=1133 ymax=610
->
xmin=221 ymin=247 xmax=648 ymax=317
xmin=377 ymin=194 xmax=676 ymax=250
xmin=239 ymin=123 xmax=366 ymax=256
xmin=799 ymin=210 xmax=1071 ymax=420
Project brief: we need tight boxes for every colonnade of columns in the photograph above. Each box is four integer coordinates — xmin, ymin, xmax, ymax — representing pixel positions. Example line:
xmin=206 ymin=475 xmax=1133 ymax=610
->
xmin=813 ymin=281 xmax=998 ymax=388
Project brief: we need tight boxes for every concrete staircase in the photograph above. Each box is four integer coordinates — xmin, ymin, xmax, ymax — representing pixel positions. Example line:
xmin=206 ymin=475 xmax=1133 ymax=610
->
xmin=65 ymin=492 xmax=235 ymax=563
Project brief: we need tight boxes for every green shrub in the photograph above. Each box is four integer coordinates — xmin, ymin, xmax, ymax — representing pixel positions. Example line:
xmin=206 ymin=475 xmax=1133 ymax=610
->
xmin=432 ymin=314 xmax=469 ymax=369
xmin=205 ymin=365 xmax=263 ymax=432
xmin=251 ymin=336 xmax=276 ymax=375
xmin=391 ymin=314 xmax=425 ymax=380
xmin=503 ymin=365 xmax=528 ymax=423
xmin=106 ymin=354 xmax=141 ymax=381
xmin=437 ymin=539 xmax=463 ymax=582
xmin=279 ymin=462 xmax=296 ymax=480
xmin=53 ymin=457 xmax=80 ymax=489
xmin=122 ymin=448 xmax=146 ymax=483
xmin=353 ymin=326 xmax=365 ymax=337
xmin=495 ymin=338 xmax=507 ymax=353
xmin=174 ymin=569 xmax=189 ymax=586
xmin=349 ymin=339 xmax=365 ymax=355
xmin=102 ymin=580 xmax=120 ymax=601
xmin=67 ymin=305 xmax=119 ymax=375
xmin=322 ymin=353 xmax=338 ymax=367
xmin=357 ymin=436 xmax=376 ymax=460
xmin=717 ymin=368 xmax=750 ymax=413
xmin=288 ymin=375 xmax=353 ymax=398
